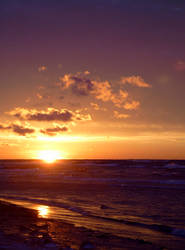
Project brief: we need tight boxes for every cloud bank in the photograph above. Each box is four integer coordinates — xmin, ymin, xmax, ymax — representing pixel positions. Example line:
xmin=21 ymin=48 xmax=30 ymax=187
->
xmin=9 ymin=107 xmax=91 ymax=122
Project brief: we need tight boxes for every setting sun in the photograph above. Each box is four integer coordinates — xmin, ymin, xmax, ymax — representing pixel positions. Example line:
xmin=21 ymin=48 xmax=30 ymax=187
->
xmin=36 ymin=205 xmax=50 ymax=218
xmin=38 ymin=150 xmax=63 ymax=163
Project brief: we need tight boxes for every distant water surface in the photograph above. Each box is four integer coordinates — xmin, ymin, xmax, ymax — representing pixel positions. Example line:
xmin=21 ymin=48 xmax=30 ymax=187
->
xmin=0 ymin=159 xmax=185 ymax=249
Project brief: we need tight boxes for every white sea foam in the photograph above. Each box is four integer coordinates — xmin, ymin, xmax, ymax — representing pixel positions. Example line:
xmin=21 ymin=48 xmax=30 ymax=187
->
xmin=164 ymin=163 xmax=185 ymax=169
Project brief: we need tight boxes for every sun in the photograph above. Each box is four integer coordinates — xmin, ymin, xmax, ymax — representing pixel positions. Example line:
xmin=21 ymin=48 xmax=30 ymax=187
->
xmin=38 ymin=150 xmax=63 ymax=163
xmin=36 ymin=205 xmax=50 ymax=218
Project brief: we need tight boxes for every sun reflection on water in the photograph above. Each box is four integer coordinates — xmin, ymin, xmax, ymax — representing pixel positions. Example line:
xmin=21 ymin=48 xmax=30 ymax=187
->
xmin=36 ymin=205 xmax=50 ymax=218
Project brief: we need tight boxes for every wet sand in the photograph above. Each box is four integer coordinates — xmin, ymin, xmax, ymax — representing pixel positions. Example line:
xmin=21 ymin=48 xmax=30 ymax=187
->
xmin=0 ymin=201 xmax=163 ymax=249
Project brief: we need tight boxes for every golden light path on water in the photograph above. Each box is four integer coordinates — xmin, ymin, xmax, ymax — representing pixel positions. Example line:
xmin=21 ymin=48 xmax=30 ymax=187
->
xmin=36 ymin=205 xmax=50 ymax=218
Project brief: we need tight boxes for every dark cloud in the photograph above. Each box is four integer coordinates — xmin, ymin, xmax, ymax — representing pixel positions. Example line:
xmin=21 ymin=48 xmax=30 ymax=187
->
xmin=28 ymin=109 xmax=73 ymax=122
xmin=40 ymin=125 xmax=68 ymax=136
xmin=0 ymin=124 xmax=11 ymax=130
xmin=10 ymin=108 xmax=73 ymax=122
xmin=0 ymin=123 xmax=35 ymax=136
xmin=11 ymin=124 xmax=35 ymax=136
xmin=9 ymin=107 xmax=92 ymax=122
xmin=60 ymin=74 xmax=94 ymax=96
xmin=71 ymin=78 xmax=94 ymax=96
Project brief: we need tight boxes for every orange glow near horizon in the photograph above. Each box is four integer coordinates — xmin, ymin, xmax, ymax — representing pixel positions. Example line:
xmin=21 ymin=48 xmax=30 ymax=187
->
xmin=38 ymin=150 xmax=63 ymax=163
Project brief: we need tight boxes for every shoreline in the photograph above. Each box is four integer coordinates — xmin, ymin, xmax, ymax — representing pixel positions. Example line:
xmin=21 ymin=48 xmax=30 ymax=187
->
xmin=0 ymin=200 xmax=161 ymax=249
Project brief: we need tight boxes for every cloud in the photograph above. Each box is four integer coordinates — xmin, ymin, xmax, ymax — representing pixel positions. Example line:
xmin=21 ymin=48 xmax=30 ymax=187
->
xmin=58 ymin=72 xmax=129 ymax=108
xmin=11 ymin=124 xmax=35 ymax=136
xmin=36 ymin=93 xmax=43 ymax=99
xmin=90 ymin=103 xmax=100 ymax=110
xmin=75 ymin=112 xmax=92 ymax=121
xmin=113 ymin=111 xmax=130 ymax=119
xmin=110 ymin=90 xmax=128 ymax=108
xmin=9 ymin=107 xmax=91 ymax=122
xmin=90 ymin=103 xmax=107 ymax=111
xmin=123 ymin=100 xmax=140 ymax=110
xmin=36 ymin=93 xmax=50 ymax=100
xmin=121 ymin=76 xmax=151 ymax=88
xmin=84 ymin=70 xmax=90 ymax=75
xmin=40 ymin=124 xmax=69 ymax=136
xmin=175 ymin=60 xmax=185 ymax=71
xmin=92 ymin=80 xmax=112 ymax=101
xmin=38 ymin=65 xmax=47 ymax=72
xmin=0 ymin=123 xmax=35 ymax=136
xmin=0 ymin=124 xmax=11 ymax=130
xmin=60 ymin=73 xmax=94 ymax=96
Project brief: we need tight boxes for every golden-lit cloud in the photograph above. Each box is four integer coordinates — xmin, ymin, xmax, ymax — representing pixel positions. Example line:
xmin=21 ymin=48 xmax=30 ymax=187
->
xmin=121 ymin=76 xmax=151 ymax=88
xmin=9 ymin=107 xmax=91 ymax=123
xmin=111 ymin=90 xmax=128 ymax=108
xmin=90 ymin=102 xmax=100 ymax=110
xmin=38 ymin=65 xmax=47 ymax=72
xmin=93 ymin=80 xmax=112 ymax=101
xmin=36 ymin=93 xmax=43 ymax=99
xmin=57 ymin=72 xmax=131 ymax=108
xmin=36 ymin=93 xmax=50 ymax=100
xmin=123 ymin=100 xmax=140 ymax=110
xmin=113 ymin=111 xmax=130 ymax=119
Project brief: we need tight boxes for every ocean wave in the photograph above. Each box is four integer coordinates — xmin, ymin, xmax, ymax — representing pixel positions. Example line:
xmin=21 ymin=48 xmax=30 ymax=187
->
xmin=0 ymin=168 xmax=39 ymax=176
xmin=1 ymin=195 xmax=185 ymax=240
xmin=172 ymin=228 xmax=185 ymax=237
xmin=164 ymin=163 xmax=185 ymax=169
xmin=0 ymin=195 xmax=88 ymax=216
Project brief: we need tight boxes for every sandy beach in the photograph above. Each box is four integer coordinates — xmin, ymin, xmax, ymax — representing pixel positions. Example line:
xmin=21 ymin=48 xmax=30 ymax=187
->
xmin=0 ymin=200 xmax=163 ymax=250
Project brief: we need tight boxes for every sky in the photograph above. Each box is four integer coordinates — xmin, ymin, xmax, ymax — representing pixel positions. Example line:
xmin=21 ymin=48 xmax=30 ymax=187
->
xmin=0 ymin=0 xmax=185 ymax=159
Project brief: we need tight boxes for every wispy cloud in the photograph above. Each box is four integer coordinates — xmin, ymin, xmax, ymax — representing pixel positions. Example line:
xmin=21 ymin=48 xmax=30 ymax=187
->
xmin=113 ymin=111 xmax=130 ymax=119
xmin=38 ymin=65 xmax=47 ymax=72
xmin=121 ymin=76 xmax=151 ymax=88
xmin=90 ymin=103 xmax=107 ymax=111
xmin=123 ymin=101 xmax=140 ymax=110
xmin=90 ymin=102 xmax=100 ymax=110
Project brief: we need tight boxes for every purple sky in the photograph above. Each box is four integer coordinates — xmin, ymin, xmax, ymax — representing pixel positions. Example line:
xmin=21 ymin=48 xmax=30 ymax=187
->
xmin=0 ymin=0 xmax=185 ymax=159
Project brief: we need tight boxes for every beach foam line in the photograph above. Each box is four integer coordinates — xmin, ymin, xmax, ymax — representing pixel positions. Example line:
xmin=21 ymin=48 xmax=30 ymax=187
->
xmin=0 ymin=200 xmax=161 ymax=250
xmin=1 ymin=196 xmax=185 ymax=241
